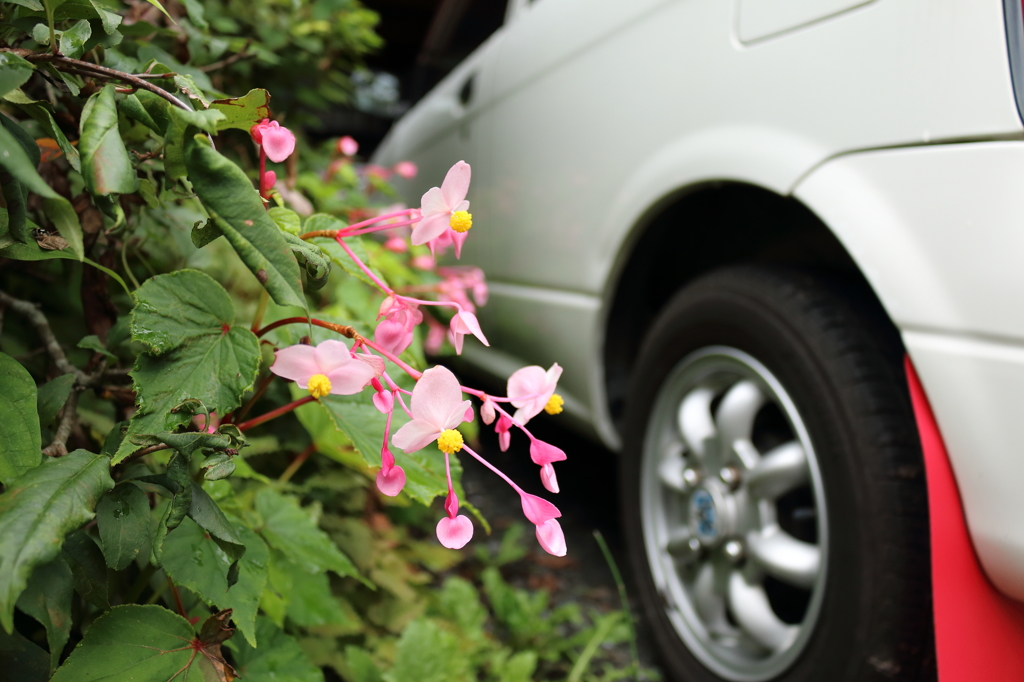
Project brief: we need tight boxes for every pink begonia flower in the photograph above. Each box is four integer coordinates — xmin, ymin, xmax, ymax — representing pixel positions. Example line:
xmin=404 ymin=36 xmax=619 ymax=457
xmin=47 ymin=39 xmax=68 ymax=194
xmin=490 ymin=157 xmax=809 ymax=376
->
xmin=250 ymin=119 xmax=296 ymax=163
xmin=393 ymin=160 xmax=418 ymax=179
xmin=508 ymin=363 xmax=563 ymax=424
xmin=535 ymin=519 xmax=567 ymax=557
xmin=424 ymin=315 xmax=446 ymax=355
xmin=377 ymin=444 xmax=406 ymax=497
xmin=437 ymin=488 xmax=473 ymax=549
xmin=480 ymin=397 xmax=496 ymax=425
xmin=540 ymin=464 xmax=560 ymax=494
xmin=530 ymin=439 xmax=567 ymax=467
xmin=375 ymin=304 xmax=423 ymax=356
xmin=384 ymin=236 xmax=407 ymax=253
xmin=449 ymin=309 xmax=488 ymax=355
xmin=270 ymin=339 xmax=381 ymax=397
xmin=495 ymin=414 xmax=512 ymax=452
xmin=413 ymin=161 xmax=471 ymax=245
xmin=338 ymin=135 xmax=358 ymax=156
xmin=411 ymin=254 xmax=436 ymax=271
xmin=391 ymin=366 xmax=471 ymax=453
xmin=371 ymin=379 xmax=394 ymax=414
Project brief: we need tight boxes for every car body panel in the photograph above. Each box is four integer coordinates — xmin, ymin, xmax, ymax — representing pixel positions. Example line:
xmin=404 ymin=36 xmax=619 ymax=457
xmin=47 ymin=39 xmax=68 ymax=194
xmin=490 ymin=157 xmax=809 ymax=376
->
xmin=375 ymin=0 xmax=1024 ymax=597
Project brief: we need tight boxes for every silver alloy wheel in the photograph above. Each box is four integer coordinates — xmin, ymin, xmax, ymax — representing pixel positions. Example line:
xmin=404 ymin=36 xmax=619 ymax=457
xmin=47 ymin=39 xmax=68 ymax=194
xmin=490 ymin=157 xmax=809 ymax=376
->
xmin=640 ymin=346 xmax=829 ymax=681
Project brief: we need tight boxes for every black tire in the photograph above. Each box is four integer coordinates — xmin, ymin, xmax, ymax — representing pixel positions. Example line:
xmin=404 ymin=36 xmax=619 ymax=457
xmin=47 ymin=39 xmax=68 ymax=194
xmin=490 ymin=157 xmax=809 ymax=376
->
xmin=621 ymin=265 xmax=935 ymax=682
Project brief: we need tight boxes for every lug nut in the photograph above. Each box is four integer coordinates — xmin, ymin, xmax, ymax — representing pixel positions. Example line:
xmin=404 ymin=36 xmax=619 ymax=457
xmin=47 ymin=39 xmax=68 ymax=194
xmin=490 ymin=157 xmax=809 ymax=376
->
xmin=719 ymin=466 xmax=741 ymax=489
xmin=682 ymin=468 xmax=700 ymax=488
xmin=723 ymin=539 xmax=744 ymax=563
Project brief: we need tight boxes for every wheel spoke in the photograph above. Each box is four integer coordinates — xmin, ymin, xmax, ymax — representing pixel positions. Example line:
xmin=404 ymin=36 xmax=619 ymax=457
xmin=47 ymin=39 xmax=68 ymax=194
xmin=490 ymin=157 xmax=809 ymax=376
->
xmin=658 ymin=444 xmax=689 ymax=493
xmin=693 ymin=562 xmax=727 ymax=628
xmin=715 ymin=380 xmax=765 ymax=448
xmin=678 ymin=387 xmax=717 ymax=462
xmin=746 ymin=441 xmax=808 ymax=499
xmin=666 ymin=527 xmax=700 ymax=563
xmin=746 ymin=527 xmax=820 ymax=589
xmin=727 ymin=571 xmax=799 ymax=652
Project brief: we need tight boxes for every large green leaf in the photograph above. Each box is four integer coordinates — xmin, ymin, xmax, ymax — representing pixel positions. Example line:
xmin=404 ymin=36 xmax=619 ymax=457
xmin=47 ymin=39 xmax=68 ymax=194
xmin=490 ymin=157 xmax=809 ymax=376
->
xmin=0 ymin=450 xmax=113 ymax=633
xmin=0 ymin=352 xmax=41 ymax=484
xmin=184 ymin=137 xmax=306 ymax=309
xmin=79 ymin=85 xmax=136 ymax=195
xmin=161 ymin=516 xmax=268 ymax=647
xmin=285 ymin=568 xmax=357 ymax=628
xmin=210 ymin=89 xmax=271 ymax=131
xmin=50 ymin=604 xmax=230 ymax=681
xmin=61 ymin=531 xmax=109 ymax=610
xmin=114 ymin=270 xmax=260 ymax=462
xmin=36 ymin=374 xmax=75 ymax=428
xmin=254 ymin=489 xmax=362 ymax=582
xmin=96 ymin=482 xmax=150 ymax=570
xmin=15 ymin=557 xmax=72 ymax=670
xmin=226 ymin=616 xmax=325 ymax=682
xmin=9 ymin=99 xmax=81 ymax=172
xmin=388 ymin=618 xmax=470 ymax=682
xmin=0 ymin=53 xmax=35 ymax=99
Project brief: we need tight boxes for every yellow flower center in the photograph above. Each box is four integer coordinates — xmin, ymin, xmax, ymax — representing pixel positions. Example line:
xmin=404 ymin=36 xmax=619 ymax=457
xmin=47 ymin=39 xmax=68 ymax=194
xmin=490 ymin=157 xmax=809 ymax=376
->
xmin=544 ymin=394 xmax=564 ymax=415
xmin=437 ymin=428 xmax=464 ymax=454
xmin=307 ymin=374 xmax=332 ymax=398
xmin=449 ymin=210 xmax=472 ymax=233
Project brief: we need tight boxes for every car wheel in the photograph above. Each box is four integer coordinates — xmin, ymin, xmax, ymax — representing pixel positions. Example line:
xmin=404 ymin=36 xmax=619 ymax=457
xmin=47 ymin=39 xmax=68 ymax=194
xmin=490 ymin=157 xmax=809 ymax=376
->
xmin=621 ymin=266 xmax=935 ymax=682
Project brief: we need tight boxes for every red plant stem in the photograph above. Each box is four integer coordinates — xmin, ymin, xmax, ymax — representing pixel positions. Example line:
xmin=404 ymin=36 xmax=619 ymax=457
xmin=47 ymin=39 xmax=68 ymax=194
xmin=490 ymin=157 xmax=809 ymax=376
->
xmin=231 ymin=372 xmax=276 ymax=423
xmin=168 ymin=577 xmax=187 ymax=617
xmin=278 ymin=444 xmax=315 ymax=483
xmin=258 ymin=147 xmax=269 ymax=200
xmin=236 ymin=395 xmax=315 ymax=432
xmin=256 ymin=317 xmax=357 ymax=339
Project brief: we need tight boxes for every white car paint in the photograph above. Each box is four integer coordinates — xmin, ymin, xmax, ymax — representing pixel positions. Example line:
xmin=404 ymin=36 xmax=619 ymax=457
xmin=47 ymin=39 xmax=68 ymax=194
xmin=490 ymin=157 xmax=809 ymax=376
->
xmin=375 ymin=0 xmax=1024 ymax=598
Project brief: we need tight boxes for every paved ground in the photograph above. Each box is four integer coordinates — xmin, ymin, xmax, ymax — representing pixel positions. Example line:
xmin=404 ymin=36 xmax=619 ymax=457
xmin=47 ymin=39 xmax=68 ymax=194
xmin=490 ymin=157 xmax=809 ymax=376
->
xmin=460 ymin=409 xmax=666 ymax=679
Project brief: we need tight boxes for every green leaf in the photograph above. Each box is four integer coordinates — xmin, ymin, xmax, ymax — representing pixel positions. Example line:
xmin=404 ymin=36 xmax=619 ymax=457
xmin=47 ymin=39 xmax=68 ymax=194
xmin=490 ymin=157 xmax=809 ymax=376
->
xmin=162 ymin=452 xmax=191 ymax=531
xmin=119 ymin=93 xmax=160 ymax=132
xmin=268 ymin=206 xmax=301 ymax=235
xmin=79 ymin=85 xmax=136 ymax=195
xmin=179 ymin=0 xmax=207 ymax=29
xmin=201 ymin=453 xmax=235 ymax=480
xmin=499 ymin=651 xmax=539 ymax=682
xmin=314 ymin=234 xmax=388 ymax=289
xmin=254 ymin=489 xmax=363 ymax=582
xmin=41 ymin=195 xmax=84 ymax=261
xmin=0 ymin=352 xmax=41 ymax=484
xmin=191 ymin=218 xmax=223 ymax=248
xmin=161 ymin=516 xmax=268 ymax=647
xmin=0 ymin=625 xmax=49 ymax=682
xmin=15 ymin=557 xmax=72 ymax=670
xmin=58 ymin=19 xmax=91 ymax=59
xmin=36 ymin=373 xmax=76 ymax=427
xmin=345 ymin=646 xmax=383 ymax=682
xmin=226 ymin=616 xmax=324 ymax=682
xmin=187 ymin=482 xmax=245 ymax=579
xmin=61 ymin=531 xmax=109 ymax=610
xmin=184 ymin=137 xmax=306 ymax=309
xmin=11 ymin=100 xmax=81 ymax=172
xmin=155 ymin=430 xmax=231 ymax=458
xmin=0 ymin=53 xmax=36 ymax=100
xmin=96 ymin=483 xmax=150 ymax=570
xmin=286 ymin=568 xmax=356 ymax=628
xmin=50 ymin=604 xmax=231 ymax=681
xmin=0 ymin=450 xmax=113 ymax=633
xmin=77 ymin=334 xmax=116 ymax=359
xmin=88 ymin=0 xmax=122 ymax=34
xmin=388 ymin=618 xmax=470 ymax=682
xmin=284 ymin=232 xmax=331 ymax=290
xmin=115 ymin=271 xmax=260 ymax=462
xmin=210 ymin=89 xmax=270 ymax=131
xmin=3 ymin=0 xmax=44 ymax=10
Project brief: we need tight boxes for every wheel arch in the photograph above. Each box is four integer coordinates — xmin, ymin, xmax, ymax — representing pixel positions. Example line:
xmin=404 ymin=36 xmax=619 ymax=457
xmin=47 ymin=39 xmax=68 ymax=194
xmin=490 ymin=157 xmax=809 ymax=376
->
xmin=601 ymin=181 xmax=897 ymax=433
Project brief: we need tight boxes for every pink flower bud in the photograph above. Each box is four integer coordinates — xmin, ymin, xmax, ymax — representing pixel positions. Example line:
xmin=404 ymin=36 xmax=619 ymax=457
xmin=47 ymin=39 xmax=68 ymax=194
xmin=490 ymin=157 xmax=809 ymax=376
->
xmin=338 ymin=135 xmax=358 ymax=156
xmin=376 ymin=445 xmax=406 ymax=496
xmin=464 ymin=404 xmax=474 ymax=422
xmin=496 ymin=414 xmax=512 ymax=452
xmin=251 ymin=119 xmax=295 ymax=163
xmin=535 ymin=518 xmax=566 ymax=557
xmin=480 ymin=398 xmax=495 ymax=425
xmin=372 ymin=390 xmax=394 ymax=414
xmin=520 ymin=492 xmax=560 ymax=525
xmin=444 ymin=489 xmax=459 ymax=518
xmin=540 ymin=463 xmax=560 ymax=494
xmin=393 ymin=161 xmax=418 ymax=179
xmin=530 ymin=439 xmax=567 ymax=466
xmin=436 ymin=515 xmax=473 ymax=549
xmin=384 ymin=236 xmax=408 ymax=253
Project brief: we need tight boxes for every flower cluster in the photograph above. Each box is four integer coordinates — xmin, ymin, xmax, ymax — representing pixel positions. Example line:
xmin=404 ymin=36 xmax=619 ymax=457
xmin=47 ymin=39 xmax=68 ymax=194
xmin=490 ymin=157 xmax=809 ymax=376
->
xmin=263 ymin=159 xmax=569 ymax=556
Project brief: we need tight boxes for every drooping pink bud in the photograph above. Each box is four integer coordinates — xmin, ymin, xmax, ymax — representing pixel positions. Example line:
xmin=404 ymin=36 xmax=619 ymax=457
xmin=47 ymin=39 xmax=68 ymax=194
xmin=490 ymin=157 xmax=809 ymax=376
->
xmin=540 ymin=463 xmax=559 ymax=494
xmin=376 ymin=446 xmax=406 ymax=497
xmin=378 ymin=295 xmax=398 ymax=318
xmin=480 ymin=398 xmax=495 ymax=425
xmin=264 ymin=170 xmax=277 ymax=188
xmin=520 ymin=492 xmax=561 ymax=525
xmin=372 ymin=389 xmax=394 ymax=414
xmin=449 ymin=309 xmax=488 ymax=355
xmin=393 ymin=160 xmax=418 ymax=179
xmin=496 ymin=414 xmax=512 ymax=452
xmin=444 ymin=489 xmax=459 ymax=518
xmin=338 ymin=135 xmax=358 ymax=156
xmin=436 ymin=515 xmax=473 ymax=549
xmin=530 ymin=439 xmax=567 ymax=466
xmin=463 ymin=404 xmax=474 ymax=422
xmin=535 ymin=518 xmax=566 ymax=557
xmin=251 ymin=119 xmax=296 ymax=163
